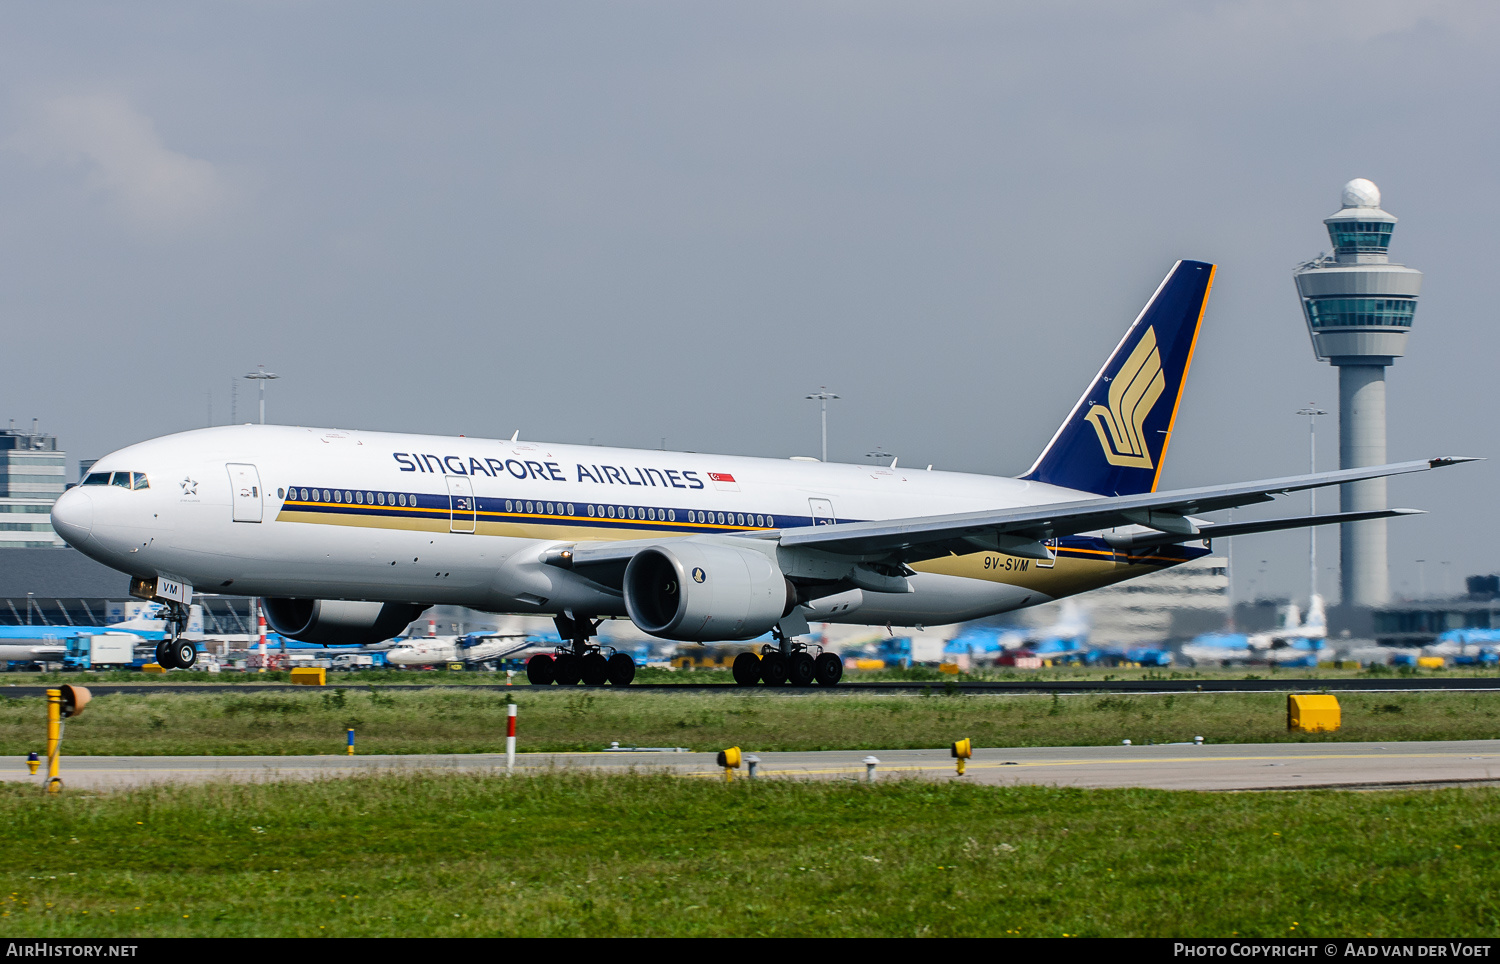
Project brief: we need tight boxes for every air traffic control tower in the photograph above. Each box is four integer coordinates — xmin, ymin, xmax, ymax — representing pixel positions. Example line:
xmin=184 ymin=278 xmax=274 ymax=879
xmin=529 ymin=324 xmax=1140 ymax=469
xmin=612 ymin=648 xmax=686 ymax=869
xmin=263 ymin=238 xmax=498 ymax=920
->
xmin=1294 ymin=178 xmax=1422 ymax=607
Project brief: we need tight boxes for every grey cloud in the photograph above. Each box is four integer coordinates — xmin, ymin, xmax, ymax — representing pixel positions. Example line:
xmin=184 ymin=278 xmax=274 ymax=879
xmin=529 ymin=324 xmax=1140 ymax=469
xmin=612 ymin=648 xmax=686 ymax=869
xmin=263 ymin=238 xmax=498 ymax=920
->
xmin=6 ymin=92 xmax=235 ymax=233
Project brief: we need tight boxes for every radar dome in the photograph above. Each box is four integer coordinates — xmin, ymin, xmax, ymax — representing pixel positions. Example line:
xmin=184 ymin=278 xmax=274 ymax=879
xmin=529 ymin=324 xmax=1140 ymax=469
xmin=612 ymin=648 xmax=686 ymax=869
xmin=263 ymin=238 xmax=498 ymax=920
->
xmin=1341 ymin=178 xmax=1381 ymax=209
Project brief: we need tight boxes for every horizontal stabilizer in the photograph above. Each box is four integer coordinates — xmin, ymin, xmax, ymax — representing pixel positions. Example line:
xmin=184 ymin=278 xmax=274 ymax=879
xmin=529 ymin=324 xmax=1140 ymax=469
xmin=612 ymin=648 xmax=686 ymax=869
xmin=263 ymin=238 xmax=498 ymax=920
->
xmin=775 ymin=457 xmax=1472 ymax=564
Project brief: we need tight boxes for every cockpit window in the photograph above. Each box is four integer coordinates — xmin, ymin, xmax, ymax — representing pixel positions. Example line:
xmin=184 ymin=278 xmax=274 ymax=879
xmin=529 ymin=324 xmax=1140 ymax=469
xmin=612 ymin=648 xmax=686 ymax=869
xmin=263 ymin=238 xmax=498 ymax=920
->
xmin=110 ymin=473 xmax=131 ymax=488
xmin=83 ymin=473 xmax=109 ymax=486
xmin=131 ymin=473 xmax=149 ymax=490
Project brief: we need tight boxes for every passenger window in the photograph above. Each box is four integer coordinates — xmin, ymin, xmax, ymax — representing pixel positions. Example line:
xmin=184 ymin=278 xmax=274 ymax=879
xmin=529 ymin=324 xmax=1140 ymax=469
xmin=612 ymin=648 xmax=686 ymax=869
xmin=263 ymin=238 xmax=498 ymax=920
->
xmin=627 ymin=507 xmax=636 ymax=520
xmin=400 ymin=494 xmax=408 ymax=507
xmin=567 ymin=504 xmax=575 ymax=516
xmin=345 ymin=491 xmax=353 ymax=503
xmin=355 ymin=492 xmax=364 ymax=504
xmin=668 ymin=509 xmax=675 ymax=522
xmin=756 ymin=515 xmax=763 ymax=527
xmin=505 ymin=500 xmax=512 ymax=512
xmin=588 ymin=505 xmax=595 ymax=516
xmin=607 ymin=506 xmax=615 ymax=518
xmin=547 ymin=502 xmax=554 ymax=515
xmin=82 ymin=473 xmax=109 ymax=486
xmin=376 ymin=493 xmax=384 ymax=505
xmin=277 ymin=488 xmax=285 ymax=500
xmin=767 ymin=515 xmax=774 ymax=528
xmin=367 ymin=492 xmax=374 ymax=504
xmin=334 ymin=491 xmax=342 ymax=503
xmin=323 ymin=490 xmax=331 ymax=502
xmin=526 ymin=502 xmax=534 ymax=513
xmin=132 ymin=473 xmax=150 ymax=490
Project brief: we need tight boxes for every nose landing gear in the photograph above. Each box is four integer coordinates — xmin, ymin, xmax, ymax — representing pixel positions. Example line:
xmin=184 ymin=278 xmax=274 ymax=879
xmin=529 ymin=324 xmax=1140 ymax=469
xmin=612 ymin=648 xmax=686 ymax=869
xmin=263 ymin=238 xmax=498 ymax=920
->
xmin=152 ymin=602 xmax=198 ymax=669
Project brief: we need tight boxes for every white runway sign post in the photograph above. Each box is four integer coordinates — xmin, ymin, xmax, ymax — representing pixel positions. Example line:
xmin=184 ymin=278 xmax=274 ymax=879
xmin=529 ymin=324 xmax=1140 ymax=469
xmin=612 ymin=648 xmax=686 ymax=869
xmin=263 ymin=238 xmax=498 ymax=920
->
xmin=506 ymin=703 xmax=517 ymax=774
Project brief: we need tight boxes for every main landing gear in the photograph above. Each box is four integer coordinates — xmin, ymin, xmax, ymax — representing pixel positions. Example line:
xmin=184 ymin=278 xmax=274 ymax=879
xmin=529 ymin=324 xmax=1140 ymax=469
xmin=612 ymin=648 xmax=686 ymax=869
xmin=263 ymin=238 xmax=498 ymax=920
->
xmin=152 ymin=601 xmax=198 ymax=670
xmin=526 ymin=615 xmax=635 ymax=686
xmin=732 ymin=627 xmax=842 ymax=687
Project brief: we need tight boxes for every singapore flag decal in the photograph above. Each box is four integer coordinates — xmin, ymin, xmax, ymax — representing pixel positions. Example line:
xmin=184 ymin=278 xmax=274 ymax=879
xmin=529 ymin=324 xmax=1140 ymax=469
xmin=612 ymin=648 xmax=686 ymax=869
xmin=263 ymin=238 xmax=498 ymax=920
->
xmin=708 ymin=472 xmax=740 ymax=492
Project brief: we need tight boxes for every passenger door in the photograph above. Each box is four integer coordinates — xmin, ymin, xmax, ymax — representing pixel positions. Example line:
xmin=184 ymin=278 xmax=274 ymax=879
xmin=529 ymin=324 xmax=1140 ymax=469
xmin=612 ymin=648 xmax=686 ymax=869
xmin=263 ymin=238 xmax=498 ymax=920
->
xmin=447 ymin=476 xmax=476 ymax=533
xmin=226 ymin=464 xmax=263 ymax=523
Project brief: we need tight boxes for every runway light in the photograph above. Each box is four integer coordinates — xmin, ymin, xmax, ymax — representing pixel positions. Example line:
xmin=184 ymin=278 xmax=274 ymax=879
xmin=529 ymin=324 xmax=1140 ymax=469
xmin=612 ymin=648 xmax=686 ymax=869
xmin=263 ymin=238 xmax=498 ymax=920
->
xmin=951 ymin=738 xmax=972 ymax=776
xmin=346 ymin=729 xmax=355 ymax=756
xmin=863 ymin=756 xmax=880 ymax=783
xmin=26 ymin=751 xmax=39 ymax=775
xmin=744 ymin=754 xmax=761 ymax=780
xmin=716 ymin=746 xmax=742 ymax=782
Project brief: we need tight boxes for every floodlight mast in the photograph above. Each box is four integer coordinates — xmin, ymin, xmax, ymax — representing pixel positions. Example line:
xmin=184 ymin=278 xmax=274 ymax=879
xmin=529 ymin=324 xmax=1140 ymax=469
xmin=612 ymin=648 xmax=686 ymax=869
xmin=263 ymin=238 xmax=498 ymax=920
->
xmin=1296 ymin=405 xmax=1328 ymax=606
xmin=243 ymin=366 xmax=280 ymax=425
xmin=804 ymin=388 xmax=839 ymax=463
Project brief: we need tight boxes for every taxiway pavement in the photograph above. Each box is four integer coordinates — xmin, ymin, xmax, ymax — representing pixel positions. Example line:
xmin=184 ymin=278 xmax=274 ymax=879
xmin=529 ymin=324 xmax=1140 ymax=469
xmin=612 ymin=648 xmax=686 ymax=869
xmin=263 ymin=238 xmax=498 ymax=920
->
xmin=5 ymin=740 xmax=1499 ymax=792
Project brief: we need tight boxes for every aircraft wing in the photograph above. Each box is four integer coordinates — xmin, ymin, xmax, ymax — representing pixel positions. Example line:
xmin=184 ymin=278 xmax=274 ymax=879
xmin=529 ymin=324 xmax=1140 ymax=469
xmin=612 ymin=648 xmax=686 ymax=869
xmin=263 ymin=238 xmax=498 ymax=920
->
xmin=771 ymin=457 xmax=1474 ymax=564
xmin=553 ymin=457 xmax=1473 ymax=587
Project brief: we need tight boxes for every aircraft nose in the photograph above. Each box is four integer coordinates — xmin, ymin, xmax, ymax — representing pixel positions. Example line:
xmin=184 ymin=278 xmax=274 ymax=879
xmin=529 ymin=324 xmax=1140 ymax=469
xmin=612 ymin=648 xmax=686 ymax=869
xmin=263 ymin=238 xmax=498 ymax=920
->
xmin=50 ymin=487 xmax=94 ymax=546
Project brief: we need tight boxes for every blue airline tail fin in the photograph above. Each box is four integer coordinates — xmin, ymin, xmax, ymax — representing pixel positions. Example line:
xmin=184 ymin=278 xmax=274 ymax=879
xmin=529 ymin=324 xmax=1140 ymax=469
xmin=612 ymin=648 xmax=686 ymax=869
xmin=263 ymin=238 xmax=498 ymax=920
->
xmin=1021 ymin=260 xmax=1215 ymax=496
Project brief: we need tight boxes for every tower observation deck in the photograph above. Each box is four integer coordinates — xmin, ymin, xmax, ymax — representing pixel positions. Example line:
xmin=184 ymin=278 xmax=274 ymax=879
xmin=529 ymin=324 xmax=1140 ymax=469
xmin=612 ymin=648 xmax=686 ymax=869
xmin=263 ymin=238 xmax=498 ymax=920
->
xmin=1293 ymin=179 xmax=1422 ymax=607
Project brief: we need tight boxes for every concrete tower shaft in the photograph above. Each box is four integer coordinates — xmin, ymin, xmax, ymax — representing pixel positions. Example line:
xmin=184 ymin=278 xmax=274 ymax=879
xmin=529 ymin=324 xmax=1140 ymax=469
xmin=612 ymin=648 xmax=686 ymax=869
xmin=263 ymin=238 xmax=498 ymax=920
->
xmin=1338 ymin=365 xmax=1388 ymax=606
xmin=1293 ymin=178 xmax=1422 ymax=608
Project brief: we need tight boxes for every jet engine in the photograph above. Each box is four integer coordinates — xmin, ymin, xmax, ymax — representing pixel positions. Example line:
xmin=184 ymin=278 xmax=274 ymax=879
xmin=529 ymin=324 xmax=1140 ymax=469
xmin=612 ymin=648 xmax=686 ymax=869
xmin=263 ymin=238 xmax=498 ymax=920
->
xmin=623 ymin=542 xmax=795 ymax=641
xmin=261 ymin=598 xmax=430 ymax=647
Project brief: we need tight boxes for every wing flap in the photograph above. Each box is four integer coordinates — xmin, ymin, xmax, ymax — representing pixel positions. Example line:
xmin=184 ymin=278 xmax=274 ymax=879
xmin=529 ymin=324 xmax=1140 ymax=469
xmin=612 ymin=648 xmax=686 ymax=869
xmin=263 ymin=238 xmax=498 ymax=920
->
xmin=1102 ymin=508 xmax=1425 ymax=550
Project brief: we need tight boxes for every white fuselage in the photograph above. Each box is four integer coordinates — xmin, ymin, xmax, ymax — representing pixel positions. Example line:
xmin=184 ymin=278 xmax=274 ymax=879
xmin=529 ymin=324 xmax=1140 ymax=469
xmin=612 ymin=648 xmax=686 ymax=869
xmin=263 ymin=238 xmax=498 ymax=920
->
xmin=51 ymin=425 xmax=1168 ymax=629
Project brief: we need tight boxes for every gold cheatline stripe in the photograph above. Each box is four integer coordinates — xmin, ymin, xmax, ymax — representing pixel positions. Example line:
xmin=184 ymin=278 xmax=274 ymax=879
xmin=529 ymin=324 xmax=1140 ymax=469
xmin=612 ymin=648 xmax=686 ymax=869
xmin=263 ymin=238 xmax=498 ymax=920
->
xmin=282 ymin=503 xmax=770 ymax=532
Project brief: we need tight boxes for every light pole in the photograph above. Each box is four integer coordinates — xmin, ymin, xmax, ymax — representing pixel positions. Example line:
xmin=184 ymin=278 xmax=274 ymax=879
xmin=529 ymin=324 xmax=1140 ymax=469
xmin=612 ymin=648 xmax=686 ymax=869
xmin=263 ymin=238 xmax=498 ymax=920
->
xmin=804 ymin=388 xmax=839 ymax=462
xmin=1296 ymin=405 xmax=1328 ymax=606
xmin=244 ymin=366 xmax=280 ymax=425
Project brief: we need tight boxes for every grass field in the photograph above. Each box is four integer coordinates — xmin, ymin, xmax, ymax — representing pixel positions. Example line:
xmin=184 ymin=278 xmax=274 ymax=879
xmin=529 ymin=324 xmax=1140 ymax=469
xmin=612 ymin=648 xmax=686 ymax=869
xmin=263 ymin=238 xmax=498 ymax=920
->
xmin=0 ymin=772 xmax=1495 ymax=937
xmin=3 ymin=687 xmax=1499 ymax=756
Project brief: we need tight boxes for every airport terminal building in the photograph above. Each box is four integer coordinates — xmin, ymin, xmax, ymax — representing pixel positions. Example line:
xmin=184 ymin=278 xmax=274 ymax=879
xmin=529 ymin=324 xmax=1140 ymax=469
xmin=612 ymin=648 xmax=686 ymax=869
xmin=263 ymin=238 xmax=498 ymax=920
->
xmin=0 ymin=425 xmax=67 ymax=548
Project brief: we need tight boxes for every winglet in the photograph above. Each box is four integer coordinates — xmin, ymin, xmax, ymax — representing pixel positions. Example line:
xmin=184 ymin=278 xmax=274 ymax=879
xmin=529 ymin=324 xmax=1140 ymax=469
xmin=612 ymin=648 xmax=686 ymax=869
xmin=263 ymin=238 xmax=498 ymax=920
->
xmin=1021 ymin=260 xmax=1215 ymax=496
xmin=1429 ymin=456 xmax=1483 ymax=468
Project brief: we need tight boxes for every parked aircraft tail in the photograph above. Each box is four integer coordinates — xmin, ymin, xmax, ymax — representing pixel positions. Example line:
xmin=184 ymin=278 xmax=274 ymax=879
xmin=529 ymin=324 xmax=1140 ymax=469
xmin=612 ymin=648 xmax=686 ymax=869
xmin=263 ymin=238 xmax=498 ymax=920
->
xmin=1021 ymin=260 xmax=1215 ymax=496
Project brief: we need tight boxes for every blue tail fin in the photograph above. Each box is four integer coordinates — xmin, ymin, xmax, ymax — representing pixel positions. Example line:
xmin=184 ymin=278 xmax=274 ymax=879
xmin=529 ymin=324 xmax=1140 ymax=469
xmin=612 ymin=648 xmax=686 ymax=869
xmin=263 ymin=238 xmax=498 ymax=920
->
xmin=1021 ymin=260 xmax=1215 ymax=496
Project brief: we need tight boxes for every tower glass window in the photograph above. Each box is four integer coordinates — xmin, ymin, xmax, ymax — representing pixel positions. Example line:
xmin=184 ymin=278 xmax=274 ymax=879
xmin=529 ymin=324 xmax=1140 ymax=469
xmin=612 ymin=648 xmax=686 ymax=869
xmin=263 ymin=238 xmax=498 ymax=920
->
xmin=1327 ymin=220 xmax=1393 ymax=254
xmin=1303 ymin=297 xmax=1416 ymax=329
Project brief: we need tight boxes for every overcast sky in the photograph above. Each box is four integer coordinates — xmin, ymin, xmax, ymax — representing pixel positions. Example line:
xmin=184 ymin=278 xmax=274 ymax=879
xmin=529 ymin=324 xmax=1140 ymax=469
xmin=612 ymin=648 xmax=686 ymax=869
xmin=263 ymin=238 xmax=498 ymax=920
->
xmin=0 ymin=2 xmax=1495 ymax=604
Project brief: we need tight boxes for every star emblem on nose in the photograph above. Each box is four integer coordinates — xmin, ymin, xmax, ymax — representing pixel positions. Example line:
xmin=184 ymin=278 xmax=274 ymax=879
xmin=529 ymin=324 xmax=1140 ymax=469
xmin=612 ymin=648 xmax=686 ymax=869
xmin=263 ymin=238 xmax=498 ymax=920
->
xmin=180 ymin=477 xmax=198 ymax=495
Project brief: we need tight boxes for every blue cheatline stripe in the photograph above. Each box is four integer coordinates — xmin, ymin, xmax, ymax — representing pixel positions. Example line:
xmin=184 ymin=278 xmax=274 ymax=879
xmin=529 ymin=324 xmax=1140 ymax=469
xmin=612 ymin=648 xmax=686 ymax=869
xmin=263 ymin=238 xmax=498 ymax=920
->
xmin=278 ymin=484 xmax=1210 ymax=566
xmin=280 ymin=484 xmax=818 ymax=534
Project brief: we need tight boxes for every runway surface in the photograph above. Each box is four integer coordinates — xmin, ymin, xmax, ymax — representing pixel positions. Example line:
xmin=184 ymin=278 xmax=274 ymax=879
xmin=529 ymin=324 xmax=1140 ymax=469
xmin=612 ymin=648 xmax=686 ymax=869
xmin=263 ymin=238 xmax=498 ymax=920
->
xmin=4 ymin=676 xmax=1500 ymax=697
xmin=8 ymin=740 xmax=1500 ymax=792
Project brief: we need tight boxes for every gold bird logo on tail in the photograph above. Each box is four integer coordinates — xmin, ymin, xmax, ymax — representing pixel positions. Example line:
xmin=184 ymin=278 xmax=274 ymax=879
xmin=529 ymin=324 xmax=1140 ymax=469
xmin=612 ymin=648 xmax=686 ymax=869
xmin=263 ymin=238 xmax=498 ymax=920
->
xmin=1084 ymin=326 xmax=1165 ymax=469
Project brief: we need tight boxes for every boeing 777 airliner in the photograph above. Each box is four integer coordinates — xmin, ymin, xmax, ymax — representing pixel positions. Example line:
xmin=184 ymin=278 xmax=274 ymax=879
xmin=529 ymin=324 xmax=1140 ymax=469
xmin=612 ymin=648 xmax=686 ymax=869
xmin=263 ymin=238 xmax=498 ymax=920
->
xmin=50 ymin=261 xmax=1471 ymax=686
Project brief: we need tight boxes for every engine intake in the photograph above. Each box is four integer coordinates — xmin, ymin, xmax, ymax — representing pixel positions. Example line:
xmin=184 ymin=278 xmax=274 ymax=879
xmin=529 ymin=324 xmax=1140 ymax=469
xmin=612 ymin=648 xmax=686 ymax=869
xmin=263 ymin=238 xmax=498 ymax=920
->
xmin=262 ymin=598 xmax=430 ymax=647
xmin=624 ymin=542 xmax=795 ymax=641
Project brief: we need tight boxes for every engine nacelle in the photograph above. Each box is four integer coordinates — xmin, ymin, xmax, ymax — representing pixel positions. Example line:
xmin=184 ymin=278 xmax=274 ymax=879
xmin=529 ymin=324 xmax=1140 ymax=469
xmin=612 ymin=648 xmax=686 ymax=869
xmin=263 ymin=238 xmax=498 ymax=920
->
xmin=624 ymin=542 xmax=795 ymax=641
xmin=261 ymin=598 xmax=430 ymax=647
